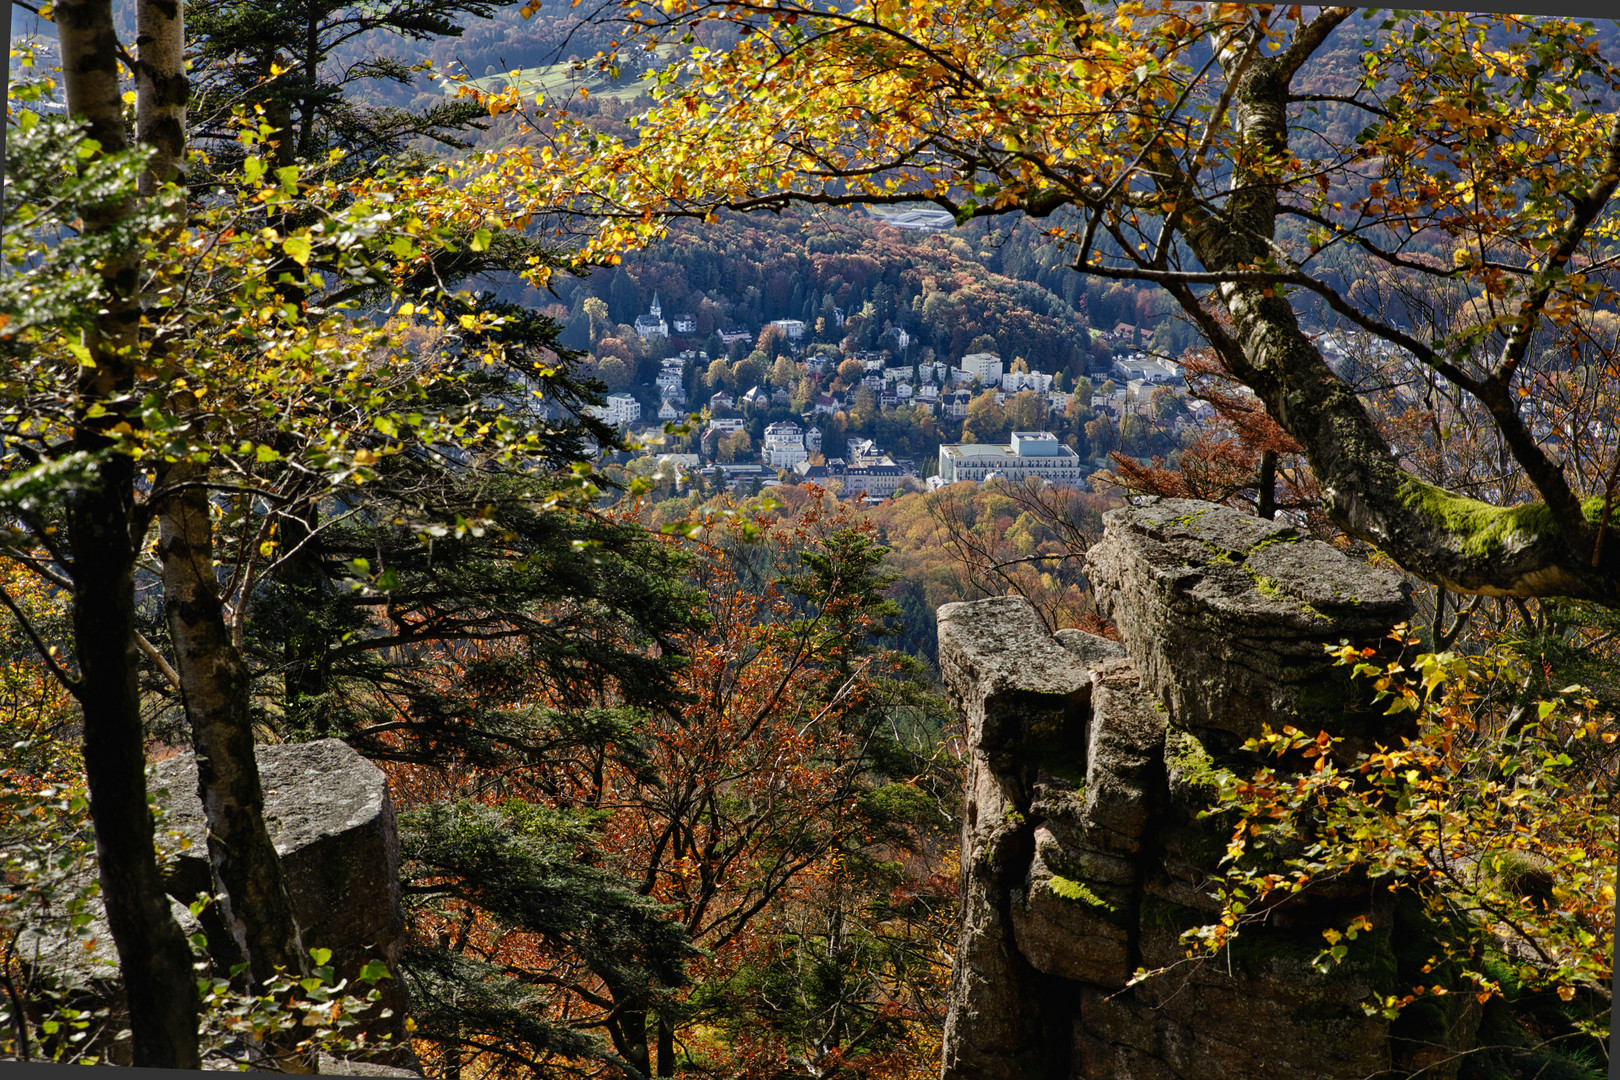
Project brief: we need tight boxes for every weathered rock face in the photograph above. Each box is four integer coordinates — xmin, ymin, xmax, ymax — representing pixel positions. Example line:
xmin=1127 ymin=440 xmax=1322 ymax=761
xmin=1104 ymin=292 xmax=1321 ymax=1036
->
xmin=154 ymin=739 xmax=413 ymax=1063
xmin=1085 ymin=499 xmax=1413 ymax=756
xmin=940 ymin=499 xmax=1480 ymax=1080
xmin=21 ymin=739 xmax=413 ymax=1068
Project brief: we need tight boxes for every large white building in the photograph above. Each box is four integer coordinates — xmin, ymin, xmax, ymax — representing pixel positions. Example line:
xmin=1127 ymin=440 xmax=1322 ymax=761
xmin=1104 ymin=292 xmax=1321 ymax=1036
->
xmin=960 ymin=352 xmax=1004 ymax=386
xmin=769 ymin=319 xmax=807 ymax=341
xmin=937 ymin=431 xmax=1085 ymax=486
xmin=595 ymin=393 xmax=642 ymax=429
xmin=1001 ymin=370 xmax=1053 ymax=394
xmin=762 ymin=421 xmax=809 ymax=469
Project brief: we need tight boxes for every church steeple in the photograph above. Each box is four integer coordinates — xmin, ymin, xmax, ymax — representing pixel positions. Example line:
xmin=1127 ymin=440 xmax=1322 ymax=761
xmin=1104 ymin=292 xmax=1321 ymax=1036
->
xmin=650 ymin=292 xmax=662 ymax=318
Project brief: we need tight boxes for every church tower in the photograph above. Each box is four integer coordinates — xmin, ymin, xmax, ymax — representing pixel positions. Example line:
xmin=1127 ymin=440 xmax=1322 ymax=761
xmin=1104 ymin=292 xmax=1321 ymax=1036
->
xmin=650 ymin=292 xmax=662 ymax=318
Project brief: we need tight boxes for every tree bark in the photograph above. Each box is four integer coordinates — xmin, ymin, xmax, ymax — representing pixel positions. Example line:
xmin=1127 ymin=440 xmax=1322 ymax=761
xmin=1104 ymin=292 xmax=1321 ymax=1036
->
xmin=136 ymin=0 xmax=308 ymax=991
xmin=71 ymin=468 xmax=203 ymax=1070
xmin=135 ymin=0 xmax=187 ymax=198
xmin=157 ymin=459 xmax=308 ymax=986
xmin=57 ymin=0 xmax=201 ymax=1067
xmin=1166 ymin=11 xmax=1620 ymax=605
xmin=656 ymin=1012 xmax=675 ymax=1078
xmin=278 ymin=505 xmax=332 ymax=736
xmin=1256 ymin=450 xmax=1277 ymax=521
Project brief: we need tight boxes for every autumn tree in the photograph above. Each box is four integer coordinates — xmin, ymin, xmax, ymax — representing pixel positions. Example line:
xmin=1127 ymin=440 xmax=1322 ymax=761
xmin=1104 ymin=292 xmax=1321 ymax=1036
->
xmin=390 ymin=498 xmax=954 ymax=1079
xmin=511 ymin=3 xmax=1620 ymax=606
xmin=3 ymin=0 xmax=585 ymax=1064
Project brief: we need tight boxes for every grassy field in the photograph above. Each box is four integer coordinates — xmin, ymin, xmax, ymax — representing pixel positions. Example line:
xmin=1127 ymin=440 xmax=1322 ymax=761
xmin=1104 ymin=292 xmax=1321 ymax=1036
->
xmin=448 ymin=48 xmax=679 ymax=104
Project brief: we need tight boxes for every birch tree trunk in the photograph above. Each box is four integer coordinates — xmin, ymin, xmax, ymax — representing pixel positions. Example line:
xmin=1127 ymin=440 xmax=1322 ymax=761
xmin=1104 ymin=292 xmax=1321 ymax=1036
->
xmin=156 ymin=461 xmax=309 ymax=984
xmin=137 ymin=0 xmax=309 ymax=988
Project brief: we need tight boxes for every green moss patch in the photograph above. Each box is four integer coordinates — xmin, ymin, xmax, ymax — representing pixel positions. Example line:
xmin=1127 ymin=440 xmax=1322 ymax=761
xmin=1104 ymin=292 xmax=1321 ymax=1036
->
xmin=1399 ymin=480 xmax=1619 ymax=558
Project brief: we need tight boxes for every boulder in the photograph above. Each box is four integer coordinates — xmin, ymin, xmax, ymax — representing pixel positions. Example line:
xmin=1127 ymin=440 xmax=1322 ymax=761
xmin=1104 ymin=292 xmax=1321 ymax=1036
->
xmin=153 ymin=739 xmax=413 ymax=1064
xmin=18 ymin=739 xmax=414 ymax=1069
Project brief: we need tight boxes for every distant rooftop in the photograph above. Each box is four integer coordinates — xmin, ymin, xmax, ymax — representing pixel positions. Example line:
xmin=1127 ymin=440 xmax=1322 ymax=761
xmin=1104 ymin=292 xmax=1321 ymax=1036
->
xmin=870 ymin=207 xmax=957 ymax=231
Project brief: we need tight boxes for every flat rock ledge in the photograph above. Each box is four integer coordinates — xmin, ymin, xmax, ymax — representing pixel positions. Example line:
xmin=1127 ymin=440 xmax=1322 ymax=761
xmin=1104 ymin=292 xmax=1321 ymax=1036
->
xmin=1087 ymin=497 xmax=1412 ymax=755
xmin=939 ymin=501 xmax=1477 ymax=1080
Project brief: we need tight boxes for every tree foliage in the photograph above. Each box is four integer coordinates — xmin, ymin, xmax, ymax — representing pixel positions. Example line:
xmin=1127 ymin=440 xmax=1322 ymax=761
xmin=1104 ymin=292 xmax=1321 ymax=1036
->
xmin=508 ymin=2 xmax=1620 ymax=605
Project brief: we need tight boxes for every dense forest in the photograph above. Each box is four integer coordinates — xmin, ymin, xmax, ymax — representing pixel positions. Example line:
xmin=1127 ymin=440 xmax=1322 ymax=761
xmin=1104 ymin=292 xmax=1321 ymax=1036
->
xmin=3 ymin=3 xmax=1620 ymax=1080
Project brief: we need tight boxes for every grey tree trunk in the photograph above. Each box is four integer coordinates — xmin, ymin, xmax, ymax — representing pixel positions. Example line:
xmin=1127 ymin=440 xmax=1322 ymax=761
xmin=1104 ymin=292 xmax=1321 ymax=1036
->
xmin=138 ymin=0 xmax=309 ymax=989
xmin=157 ymin=461 xmax=308 ymax=984
xmin=57 ymin=0 xmax=201 ymax=1066
xmin=1166 ymin=8 xmax=1620 ymax=604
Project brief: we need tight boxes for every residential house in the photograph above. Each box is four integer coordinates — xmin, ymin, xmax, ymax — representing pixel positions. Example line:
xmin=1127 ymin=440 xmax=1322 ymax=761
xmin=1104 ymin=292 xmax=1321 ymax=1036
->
xmin=762 ymin=421 xmax=809 ymax=469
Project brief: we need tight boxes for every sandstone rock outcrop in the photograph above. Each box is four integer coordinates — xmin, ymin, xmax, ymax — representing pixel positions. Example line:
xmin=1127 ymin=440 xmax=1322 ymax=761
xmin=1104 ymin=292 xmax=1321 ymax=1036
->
xmin=20 ymin=738 xmax=414 ymax=1069
xmin=940 ymin=498 xmax=1480 ymax=1080
xmin=154 ymin=739 xmax=413 ymax=1064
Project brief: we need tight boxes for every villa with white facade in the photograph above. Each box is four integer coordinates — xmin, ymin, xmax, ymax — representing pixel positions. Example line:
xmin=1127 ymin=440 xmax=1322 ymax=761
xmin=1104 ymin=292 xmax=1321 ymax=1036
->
xmin=596 ymin=393 xmax=642 ymax=429
xmin=762 ymin=421 xmax=809 ymax=469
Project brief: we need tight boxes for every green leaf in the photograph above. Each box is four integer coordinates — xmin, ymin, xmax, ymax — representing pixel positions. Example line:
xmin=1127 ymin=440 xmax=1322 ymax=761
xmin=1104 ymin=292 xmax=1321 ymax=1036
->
xmin=470 ymin=227 xmax=492 ymax=252
xmin=283 ymin=235 xmax=312 ymax=267
xmin=309 ymin=947 xmax=334 ymax=966
xmin=357 ymin=959 xmax=393 ymax=982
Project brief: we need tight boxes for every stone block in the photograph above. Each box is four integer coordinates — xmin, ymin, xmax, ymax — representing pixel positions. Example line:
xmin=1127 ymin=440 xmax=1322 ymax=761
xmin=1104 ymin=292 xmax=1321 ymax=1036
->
xmin=152 ymin=740 xmax=412 ymax=1062
xmin=1086 ymin=498 xmax=1412 ymax=755
xmin=20 ymin=740 xmax=414 ymax=1067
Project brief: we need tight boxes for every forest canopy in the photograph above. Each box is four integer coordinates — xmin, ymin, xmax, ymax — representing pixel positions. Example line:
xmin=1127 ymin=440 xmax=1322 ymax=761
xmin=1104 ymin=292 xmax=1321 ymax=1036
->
xmin=4 ymin=1 xmax=1620 ymax=1078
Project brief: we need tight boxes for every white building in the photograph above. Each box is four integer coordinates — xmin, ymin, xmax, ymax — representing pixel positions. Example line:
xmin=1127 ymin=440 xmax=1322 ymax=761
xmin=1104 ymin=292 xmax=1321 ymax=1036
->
xmin=842 ymin=461 xmax=907 ymax=499
xmin=655 ymin=365 xmax=687 ymax=402
xmin=657 ymin=399 xmax=682 ymax=422
xmin=596 ymin=393 xmax=642 ymax=428
xmin=634 ymin=294 xmax=668 ymax=340
xmin=937 ymin=431 xmax=1085 ymax=486
xmin=871 ymin=207 xmax=956 ymax=231
xmin=672 ymin=312 xmax=697 ymax=334
xmin=1001 ymin=370 xmax=1053 ymax=394
xmin=770 ymin=319 xmax=807 ymax=341
xmin=762 ymin=421 xmax=809 ymax=469
xmin=960 ymin=352 xmax=1004 ymax=386
xmin=708 ymin=416 xmax=747 ymax=435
